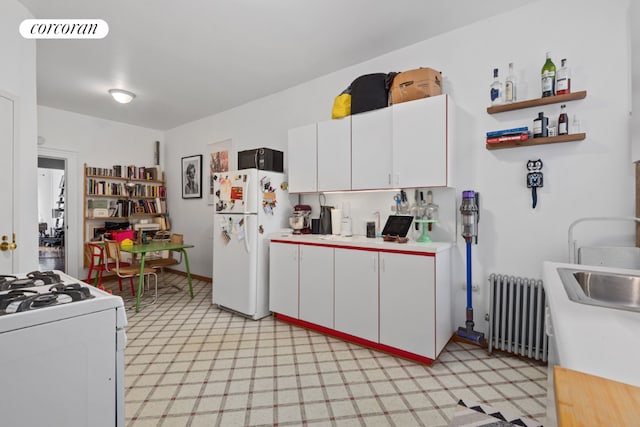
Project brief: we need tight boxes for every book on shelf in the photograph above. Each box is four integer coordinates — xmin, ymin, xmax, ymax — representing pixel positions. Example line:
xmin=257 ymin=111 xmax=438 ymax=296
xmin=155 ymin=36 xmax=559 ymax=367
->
xmin=486 ymin=126 xmax=529 ymax=138
xmin=87 ymin=164 xmax=163 ymax=180
xmin=486 ymin=133 xmax=530 ymax=143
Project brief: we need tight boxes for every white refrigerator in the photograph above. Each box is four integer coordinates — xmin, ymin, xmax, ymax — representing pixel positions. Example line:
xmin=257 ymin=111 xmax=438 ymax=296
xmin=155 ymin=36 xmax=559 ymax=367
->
xmin=212 ymin=168 xmax=294 ymax=319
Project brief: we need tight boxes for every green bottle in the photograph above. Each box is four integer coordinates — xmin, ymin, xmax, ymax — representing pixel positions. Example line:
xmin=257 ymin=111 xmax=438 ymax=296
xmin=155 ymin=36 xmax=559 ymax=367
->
xmin=541 ymin=51 xmax=556 ymax=98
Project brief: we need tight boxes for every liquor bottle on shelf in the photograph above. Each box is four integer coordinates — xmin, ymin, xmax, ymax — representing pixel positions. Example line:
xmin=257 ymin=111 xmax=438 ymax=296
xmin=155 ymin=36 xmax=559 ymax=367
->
xmin=533 ymin=112 xmax=549 ymax=138
xmin=556 ymin=58 xmax=571 ymax=95
xmin=570 ymin=114 xmax=581 ymax=134
xmin=558 ymin=104 xmax=569 ymax=135
xmin=541 ymin=52 xmax=556 ymax=98
xmin=490 ymin=68 xmax=503 ymax=106
xmin=505 ymin=62 xmax=517 ymax=103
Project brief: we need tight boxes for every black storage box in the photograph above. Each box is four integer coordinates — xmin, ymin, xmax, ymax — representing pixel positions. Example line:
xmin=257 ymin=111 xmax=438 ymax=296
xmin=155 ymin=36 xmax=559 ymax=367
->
xmin=238 ymin=148 xmax=284 ymax=172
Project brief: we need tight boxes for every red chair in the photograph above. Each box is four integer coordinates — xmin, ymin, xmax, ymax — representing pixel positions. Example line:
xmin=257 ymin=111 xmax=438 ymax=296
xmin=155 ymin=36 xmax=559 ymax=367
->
xmin=85 ymin=242 xmax=134 ymax=295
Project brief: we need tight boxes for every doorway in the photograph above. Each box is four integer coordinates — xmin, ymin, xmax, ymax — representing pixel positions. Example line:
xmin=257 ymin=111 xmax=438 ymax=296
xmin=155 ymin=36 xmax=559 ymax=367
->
xmin=38 ymin=157 xmax=66 ymax=272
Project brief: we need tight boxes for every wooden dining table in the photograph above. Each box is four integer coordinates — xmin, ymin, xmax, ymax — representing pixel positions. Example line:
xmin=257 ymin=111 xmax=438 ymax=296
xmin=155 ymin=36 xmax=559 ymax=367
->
xmin=120 ymin=241 xmax=195 ymax=312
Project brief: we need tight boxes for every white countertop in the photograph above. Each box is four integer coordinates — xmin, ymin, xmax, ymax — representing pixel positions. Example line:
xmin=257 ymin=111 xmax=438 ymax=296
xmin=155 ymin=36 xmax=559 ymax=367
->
xmin=269 ymin=233 xmax=452 ymax=254
xmin=543 ymin=261 xmax=640 ymax=387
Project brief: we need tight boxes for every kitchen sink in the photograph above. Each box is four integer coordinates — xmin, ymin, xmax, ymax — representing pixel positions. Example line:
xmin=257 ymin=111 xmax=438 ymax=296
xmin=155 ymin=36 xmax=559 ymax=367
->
xmin=558 ymin=268 xmax=640 ymax=313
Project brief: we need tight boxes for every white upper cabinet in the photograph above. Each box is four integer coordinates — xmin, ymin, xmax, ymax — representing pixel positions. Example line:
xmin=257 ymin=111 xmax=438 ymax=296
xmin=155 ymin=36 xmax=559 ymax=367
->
xmin=351 ymin=107 xmax=393 ymax=190
xmin=317 ymin=117 xmax=351 ymax=192
xmin=287 ymin=123 xmax=317 ymax=193
xmin=392 ymin=95 xmax=451 ymax=188
xmin=287 ymin=94 xmax=453 ymax=192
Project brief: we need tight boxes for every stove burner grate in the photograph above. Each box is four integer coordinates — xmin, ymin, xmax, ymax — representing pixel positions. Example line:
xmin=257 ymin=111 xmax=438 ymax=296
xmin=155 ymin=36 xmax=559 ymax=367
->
xmin=0 ymin=290 xmax=40 ymax=313
xmin=50 ymin=283 xmax=94 ymax=302
xmin=0 ymin=281 xmax=95 ymax=315
xmin=0 ymin=278 xmax=45 ymax=292
xmin=27 ymin=271 xmax=61 ymax=285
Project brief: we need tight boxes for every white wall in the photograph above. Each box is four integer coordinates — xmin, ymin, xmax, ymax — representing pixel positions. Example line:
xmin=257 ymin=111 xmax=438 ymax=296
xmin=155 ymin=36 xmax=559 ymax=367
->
xmin=37 ymin=106 xmax=164 ymax=277
xmin=0 ymin=0 xmax=38 ymax=272
xmin=165 ymin=0 xmax=633 ymax=333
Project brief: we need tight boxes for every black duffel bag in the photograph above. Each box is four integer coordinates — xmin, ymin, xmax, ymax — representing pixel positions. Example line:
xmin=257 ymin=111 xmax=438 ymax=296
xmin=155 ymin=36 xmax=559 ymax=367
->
xmin=350 ymin=72 xmax=398 ymax=115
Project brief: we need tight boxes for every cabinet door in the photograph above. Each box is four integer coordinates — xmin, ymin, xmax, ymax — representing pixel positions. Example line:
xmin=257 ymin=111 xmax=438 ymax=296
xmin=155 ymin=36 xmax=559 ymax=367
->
xmin=317 ymin=117 xmax=351 ymax=192
xmin=379 ymin=252 xmax=435 ymax=358
xmin=392 ymin=95 xmax=448 ymax=188
xmin=288 ymin=124 xmax=317 ymax=193
xmin=299 ymin=245 xmax=334 ymax=328
xmin=334 ymin=248 xmax=378 ymax=342
xmin=351 ymin=108 xmax=393 ymax=190
xmin=269 ymin=242 xmax=299 ymax=318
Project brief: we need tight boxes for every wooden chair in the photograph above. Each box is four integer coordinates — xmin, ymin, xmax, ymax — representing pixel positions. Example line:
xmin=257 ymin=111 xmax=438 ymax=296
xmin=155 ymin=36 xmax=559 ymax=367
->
xmin=104 ymin=240 xmax=157 ymax=304
xmin=147 ymin=233 xmax=184 ymax=277
xmin=85 ymin=242 xmax=130 ymax=292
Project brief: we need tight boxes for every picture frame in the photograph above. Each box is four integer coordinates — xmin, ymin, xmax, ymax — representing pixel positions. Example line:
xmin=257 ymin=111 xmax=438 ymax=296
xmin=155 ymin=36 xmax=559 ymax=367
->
xmin=206 ymin=139 xmax=233 ymax=205
xmin=181 ymin=154 xmax=202 ymax=199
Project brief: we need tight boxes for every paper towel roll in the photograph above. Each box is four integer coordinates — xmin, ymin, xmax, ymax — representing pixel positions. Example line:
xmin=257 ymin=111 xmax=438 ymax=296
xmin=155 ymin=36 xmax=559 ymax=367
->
xmin=331 ymin=209 xmax=342 ymax=235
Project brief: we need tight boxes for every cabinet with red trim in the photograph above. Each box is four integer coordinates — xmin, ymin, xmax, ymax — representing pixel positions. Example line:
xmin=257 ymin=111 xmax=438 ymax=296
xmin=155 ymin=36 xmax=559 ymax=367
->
xmin=268 ymin=237 xmax=452 ymax=364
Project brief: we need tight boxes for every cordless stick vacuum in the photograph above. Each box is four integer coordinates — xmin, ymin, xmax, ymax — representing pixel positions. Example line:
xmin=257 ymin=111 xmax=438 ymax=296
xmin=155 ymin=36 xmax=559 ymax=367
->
xmin=457 ymin=190 xmax=485 ymax=346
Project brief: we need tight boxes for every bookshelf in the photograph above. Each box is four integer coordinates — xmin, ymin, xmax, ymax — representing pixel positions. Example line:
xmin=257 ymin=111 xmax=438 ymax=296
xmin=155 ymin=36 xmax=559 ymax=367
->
xmin=83 ymin=163 xmax=170 ymax=267
xmin=485 ymin=90 xmax=588 ymax=150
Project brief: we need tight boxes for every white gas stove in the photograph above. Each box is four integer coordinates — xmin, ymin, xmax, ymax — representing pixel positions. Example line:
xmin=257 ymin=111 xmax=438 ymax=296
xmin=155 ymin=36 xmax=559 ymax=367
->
xmin=0 ymin=270 xmax=127 ymax=427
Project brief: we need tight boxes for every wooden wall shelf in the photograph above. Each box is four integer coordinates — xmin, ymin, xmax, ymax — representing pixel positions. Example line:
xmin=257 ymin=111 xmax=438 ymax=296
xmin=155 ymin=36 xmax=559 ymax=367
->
xmin=486 ymin=133 xmax=586 ymax=150
xmin=486 ymin=91 xmax=587 ymax=114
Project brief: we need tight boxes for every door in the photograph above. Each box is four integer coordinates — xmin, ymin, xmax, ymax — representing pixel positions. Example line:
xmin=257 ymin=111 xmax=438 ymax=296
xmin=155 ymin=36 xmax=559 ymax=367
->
xmin=287 ymin=123 xmax=317 ymax=193
xmin=393 ymin=95 xmax=448 ymax=187
xmin=317 ymin=117 xmax=351 ymax=192
xmin=269 ymin=242 xmax=299 ymax=318
xmin=213 ymin=169 xmax=258 ymax=214
xmin=334 ymin=248 xmax=379 ymax=342
xmin=0 ymin=310 xmax=118 ymax=427
xmin=379 ymin=251 xmax=436 ymax=358
xmin=351 ymin=107 xmax=393 ymax=190
xmin=212 ymin=213 xmax=258 ymax=316
xmin=299 ymin=244 xmax=334 ymax=328
xmin=37 ymin=159 xmax=66 ymax=272
xmin=0 ymin=94 xmax=15 ymax=272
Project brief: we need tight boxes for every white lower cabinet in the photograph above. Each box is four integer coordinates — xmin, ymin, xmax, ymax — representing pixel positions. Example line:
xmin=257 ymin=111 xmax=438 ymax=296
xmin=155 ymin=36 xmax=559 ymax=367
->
xmin=268 ymin=242 xmax=299 ymax=318
xmin=299 ymin=245 xmax=334 ymax=328
xmin=379 ymin=252 xmax=436 ymax=357
xmin=269 ymin=239 xmax=451 ymax=362
xmin=334 ymin=248 xmax=379 ymax=342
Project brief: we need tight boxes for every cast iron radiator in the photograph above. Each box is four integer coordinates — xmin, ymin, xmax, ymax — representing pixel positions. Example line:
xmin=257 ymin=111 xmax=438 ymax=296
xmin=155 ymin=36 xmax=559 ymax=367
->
xmin=487 ymin=274 xmax=548 ymax=362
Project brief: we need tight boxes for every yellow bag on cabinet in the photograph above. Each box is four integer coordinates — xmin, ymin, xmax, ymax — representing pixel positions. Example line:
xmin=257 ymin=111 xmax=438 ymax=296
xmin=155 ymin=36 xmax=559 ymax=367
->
xmin=331 ymin=88 xmax=351 ymax=119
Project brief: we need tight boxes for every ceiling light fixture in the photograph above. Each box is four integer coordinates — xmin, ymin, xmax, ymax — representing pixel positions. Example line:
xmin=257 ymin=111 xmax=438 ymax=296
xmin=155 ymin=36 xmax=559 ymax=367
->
xmin=108 ymin=88 xmax=136 ymax=104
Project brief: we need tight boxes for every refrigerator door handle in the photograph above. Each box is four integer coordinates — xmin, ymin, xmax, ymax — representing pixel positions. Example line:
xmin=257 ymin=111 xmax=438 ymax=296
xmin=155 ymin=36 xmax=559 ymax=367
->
xmin=243 ymin=174 xmax=251 ymax=253
xmin=243 ymin=214 xmax=251 ymax=253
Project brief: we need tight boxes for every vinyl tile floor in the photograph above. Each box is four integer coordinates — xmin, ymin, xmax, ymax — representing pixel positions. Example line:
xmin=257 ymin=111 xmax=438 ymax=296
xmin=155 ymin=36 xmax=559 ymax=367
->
xmin=106 ymin=273 xmax=548 ymax=427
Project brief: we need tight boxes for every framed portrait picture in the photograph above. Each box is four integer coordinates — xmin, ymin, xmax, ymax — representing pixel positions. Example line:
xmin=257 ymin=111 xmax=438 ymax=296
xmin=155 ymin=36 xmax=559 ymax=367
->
xmin=182 ymin=154 xmax=202 ymax=199
xmin=206 ymin=139 xmax=233 ymax=205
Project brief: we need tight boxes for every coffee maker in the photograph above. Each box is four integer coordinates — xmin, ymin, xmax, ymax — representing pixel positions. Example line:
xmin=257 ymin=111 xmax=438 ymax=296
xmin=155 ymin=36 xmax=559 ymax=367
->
xmin=289 ymin=205 xmax=312 ymax=234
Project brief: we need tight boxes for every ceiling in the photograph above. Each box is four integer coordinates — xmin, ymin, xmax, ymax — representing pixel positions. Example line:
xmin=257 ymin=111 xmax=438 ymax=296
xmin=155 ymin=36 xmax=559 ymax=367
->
xmin=19 ymin=0 xmax=531 ymax=130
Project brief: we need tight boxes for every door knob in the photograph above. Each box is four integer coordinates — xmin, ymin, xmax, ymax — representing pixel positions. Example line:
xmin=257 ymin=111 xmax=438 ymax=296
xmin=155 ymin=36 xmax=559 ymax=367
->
xmin=0 ymin=234 xmax=17 ymax=251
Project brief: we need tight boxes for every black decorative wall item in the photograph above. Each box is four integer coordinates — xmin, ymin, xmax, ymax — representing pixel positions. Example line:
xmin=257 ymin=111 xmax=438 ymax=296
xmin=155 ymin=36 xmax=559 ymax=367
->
xmin=526 ymin=159 xmax=544 ymax=209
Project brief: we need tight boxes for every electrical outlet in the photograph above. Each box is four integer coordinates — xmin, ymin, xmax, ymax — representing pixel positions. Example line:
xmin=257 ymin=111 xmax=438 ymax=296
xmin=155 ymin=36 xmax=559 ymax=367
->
xmin=461 ymin=283 xmax=480 ymax=291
